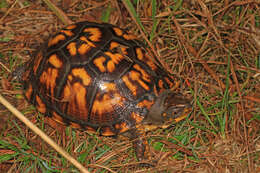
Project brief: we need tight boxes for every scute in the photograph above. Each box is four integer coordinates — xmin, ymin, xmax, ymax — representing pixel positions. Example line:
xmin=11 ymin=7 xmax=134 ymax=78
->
xmin=22 ymin=21 xmax=177 ymax=136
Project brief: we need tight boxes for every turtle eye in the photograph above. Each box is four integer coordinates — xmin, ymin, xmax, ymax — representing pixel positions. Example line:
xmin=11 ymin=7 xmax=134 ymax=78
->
xmin=164 ymin=105 xmax=189 ymax=119
xmin=162 ymin=112 xmax=167 ymax=117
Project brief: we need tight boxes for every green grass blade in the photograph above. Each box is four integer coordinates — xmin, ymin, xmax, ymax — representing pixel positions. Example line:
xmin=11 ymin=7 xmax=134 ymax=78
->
xmin=101 ymin=4 xmax=112 ymax=23
xmin=122 ymin=0 xmax=146 ymax=34
xmin=196 ymin=98 xmax=218 ymax=132
xmin=172 ymin=0 xmax=183 ymax=12
xmin=150 ymin=0 xmax=159 ymax=41
xmin=219 ymin=53 xmax=231 ymax=137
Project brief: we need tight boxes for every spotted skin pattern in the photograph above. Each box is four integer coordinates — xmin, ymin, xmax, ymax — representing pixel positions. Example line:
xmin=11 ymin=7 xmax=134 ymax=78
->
xmin=22 ymin=21 xmax=191 ymax=161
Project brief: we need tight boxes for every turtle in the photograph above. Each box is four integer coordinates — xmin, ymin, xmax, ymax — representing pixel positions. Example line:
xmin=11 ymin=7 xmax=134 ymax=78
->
xmin=18 ymin=21 xmax=192 ymax=161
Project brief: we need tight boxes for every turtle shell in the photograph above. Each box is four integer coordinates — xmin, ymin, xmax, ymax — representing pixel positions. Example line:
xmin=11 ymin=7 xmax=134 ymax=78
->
xmin=22 ymin=21 xmax=177 ymax=136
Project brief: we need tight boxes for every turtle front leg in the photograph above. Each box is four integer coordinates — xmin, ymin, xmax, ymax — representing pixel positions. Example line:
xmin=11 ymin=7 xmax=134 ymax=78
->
xmin=132 ymin=134 xmax=150 ymax=161
xmin=124 ymin=127 xmax=150 ymax=161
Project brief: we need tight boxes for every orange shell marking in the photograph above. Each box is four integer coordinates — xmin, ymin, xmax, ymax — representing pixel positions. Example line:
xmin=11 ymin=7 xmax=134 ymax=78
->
xmin=78 ymin=36 xmax=96 ymax=55
xmin=33 ymin=52 xmax=43 ymax=75
xmin=83 ymin=28 xmax=102 ymax=42
xmin=113 ymin=27 xmax=123 ymax=36
xmin=144 ymin=54 xmax=157 ymax=70
xmin=102 ymin=82 xmax=117 ymax=92
xmin=110 ymin=41 xmax=119 ymax=49
xmin=80 ymin=36 xmax=96 ymax=47
xmin=92 ymin=94 xmax=114 ymax=116
xmin=123 ymin=34 xmax=136 ymax=40
xmin=25 ymin=84 xmax=33 ymax=100
xmin=36 ymin=95 xmax=46 ymax=114
xmin=65 ymin=24 xmax=77 ymax=30
xmin=102 ymin=127 xmax=115 ymax=136
xmin=52 ymin=112 xmax=66 ymax=125
xmin=136 ymin=48 xmax=144 ymax=60
xmin=136 ymin=48 xmax=157 ymax=70
xmin=70 ymin=122 xmax=81 ymax=129
xmin=60 ymin=30 xmax=74 ymax=37
xmin=94 ymin=52 xmax=124 ymax=73
xmin=133 ymin=64 xmax=151 ymax=82
xmin=78 ymin=44 xmax=91 ymax=55
xmin=48 ymin=34 xmax=65 ymax=47
xmin=65 ymin=82 xmax=88 ymax=120
xmin=48 ymin=54 xmax=63 ymax=68
xmin=67 ymin=42 xmax=77 ymax=56
xmin=113 ymin=27 xmax=136 ymax=40
xmin=109 ymin=42 xmax=128 ymax=56
xmin=93 ymin=56 xmax=106 ymax=72
xmin=92 ymin=91 xmax=124 ymax=123
xmin=105 ymin=52 xmax=124 ymax=73
xmin=129 ymin=71 xmax=149 ymax=91
xmin=122 ymin=75 xmax=137 ymax=96
xmin=39 ymin=68 xmax=58 ymax=99
xmin=71 ymin=68 xmax=91 ymax=86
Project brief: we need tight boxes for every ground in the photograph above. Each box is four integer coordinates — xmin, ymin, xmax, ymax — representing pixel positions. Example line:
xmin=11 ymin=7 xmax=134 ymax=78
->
xmin=0 ymin=0 xmax=259 ymax=172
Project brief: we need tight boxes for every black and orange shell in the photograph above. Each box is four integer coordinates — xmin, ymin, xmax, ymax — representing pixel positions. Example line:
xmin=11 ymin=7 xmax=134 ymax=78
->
xmin=23 ymin=21 xmax=176 ymax=136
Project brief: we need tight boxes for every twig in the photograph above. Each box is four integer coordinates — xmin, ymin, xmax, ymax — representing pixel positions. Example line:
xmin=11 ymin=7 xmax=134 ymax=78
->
xmin=0 ymin=94 xmax=90 ymax=173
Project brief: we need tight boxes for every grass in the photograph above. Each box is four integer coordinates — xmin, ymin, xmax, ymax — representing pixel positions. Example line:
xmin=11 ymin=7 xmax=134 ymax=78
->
xmin=0 ymin=121 xmax=58 ymax=172
xmin=0 ymin=0 xmax=259 ymax=172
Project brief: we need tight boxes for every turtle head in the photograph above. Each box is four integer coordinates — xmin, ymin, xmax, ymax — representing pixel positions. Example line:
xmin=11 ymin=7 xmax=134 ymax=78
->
xmin=143 ymin=90 xmax=192 ymax=129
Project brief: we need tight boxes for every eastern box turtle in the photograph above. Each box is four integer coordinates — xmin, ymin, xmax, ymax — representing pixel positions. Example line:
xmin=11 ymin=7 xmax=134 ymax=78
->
xmin=20 ymin=21 xmax=192 ymax=161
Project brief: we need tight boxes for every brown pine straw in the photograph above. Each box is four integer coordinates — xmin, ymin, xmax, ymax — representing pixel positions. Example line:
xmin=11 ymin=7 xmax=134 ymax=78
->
xmin=0 ymin=94 xmax=90 ymax=173
xmin=121 ymin=0 xmax=173 ymax=74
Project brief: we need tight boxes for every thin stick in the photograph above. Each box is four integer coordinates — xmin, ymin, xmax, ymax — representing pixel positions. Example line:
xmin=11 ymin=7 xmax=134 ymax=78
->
xmin=0 ymin=94 xmax=90 ymax=173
